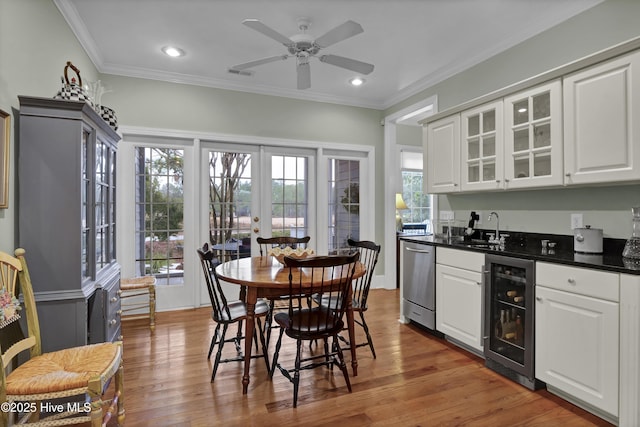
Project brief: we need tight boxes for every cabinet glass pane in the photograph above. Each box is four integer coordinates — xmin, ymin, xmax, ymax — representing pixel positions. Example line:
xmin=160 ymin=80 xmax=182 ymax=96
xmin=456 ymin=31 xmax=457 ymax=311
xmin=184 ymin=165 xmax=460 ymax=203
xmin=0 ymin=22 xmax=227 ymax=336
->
xmin=468 ymin=114 xmax=480 ymax=136
xmin=468 ymin=138 xmax=480 ymax=159
xmin=82 ymin=131 xmax=90 ymax=279
xmin=468 ymin=163 xmax=480 ymax=182
xmin=483 ymin=110 xmax=495 ymax=132
xmin=483 ymin=136 xmax=495 ymax=157
xmin=533 ymin=152 xmax=551 ymax=177
xmin=532 ymin=92 xmax=550 ymax=120
xmin=482 ymin=161 xmax=496 ymax=181
xmin=513 ymin=100 xmax=529 ymax=125
xmin=533 ymin=123 xmax=551 ymax=148
xmin=513 ymin=128 xmax=529 ymax=152
xmin=514 ymin=157 xmax=530 ymax=179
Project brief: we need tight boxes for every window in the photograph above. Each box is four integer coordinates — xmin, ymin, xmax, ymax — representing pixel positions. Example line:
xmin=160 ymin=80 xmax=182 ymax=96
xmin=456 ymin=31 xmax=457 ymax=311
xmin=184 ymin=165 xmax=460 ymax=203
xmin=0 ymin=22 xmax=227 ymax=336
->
xmin=328 ymin=159 xmax=360 ymax=253
xmin=400 ymin=150 xmax=433 ymax=230
xmin=134 ymin=147 xmax=185 ymax=285
xmin=271 ymin=155 xmax=308 ymax=238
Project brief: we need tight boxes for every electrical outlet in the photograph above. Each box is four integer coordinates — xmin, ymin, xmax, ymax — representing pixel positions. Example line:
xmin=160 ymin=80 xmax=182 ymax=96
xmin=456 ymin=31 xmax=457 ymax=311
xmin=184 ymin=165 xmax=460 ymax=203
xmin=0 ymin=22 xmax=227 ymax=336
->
xmin=440 ymin=210 xmax=454 ymax=220
xmin=571 ymin=213 xmax=583 ymax=229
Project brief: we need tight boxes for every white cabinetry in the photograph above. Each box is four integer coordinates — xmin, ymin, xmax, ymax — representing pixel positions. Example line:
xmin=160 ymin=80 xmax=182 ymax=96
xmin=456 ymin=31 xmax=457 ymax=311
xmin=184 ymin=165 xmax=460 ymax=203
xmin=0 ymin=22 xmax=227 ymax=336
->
xmin=435 ymin=248 xmax=485 ymax=353
xmin=461 ymin=101 xmax=504 ymax=191
xmin=535 ymin=262 xmax=619 ymax=419
xmin=563 ymin=50 xmax=640 ymax=185
xmin=503 ymin=80 xmax=563 ymax=189
xmin=424 ymin=115 xmax=460 ymax=193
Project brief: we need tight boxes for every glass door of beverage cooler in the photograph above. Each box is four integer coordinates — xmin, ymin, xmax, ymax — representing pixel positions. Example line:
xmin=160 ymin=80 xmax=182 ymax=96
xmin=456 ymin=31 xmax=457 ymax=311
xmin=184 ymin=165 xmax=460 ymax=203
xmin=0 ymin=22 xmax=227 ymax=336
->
xmin=484 ymin=254 xmax=537 ymax=388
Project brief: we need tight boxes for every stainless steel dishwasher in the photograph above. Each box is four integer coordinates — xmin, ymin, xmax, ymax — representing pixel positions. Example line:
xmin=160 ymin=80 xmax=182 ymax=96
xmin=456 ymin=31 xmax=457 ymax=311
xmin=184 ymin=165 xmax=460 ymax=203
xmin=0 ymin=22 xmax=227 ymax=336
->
xmin=402 ymin=241 xmax=436 ymax=329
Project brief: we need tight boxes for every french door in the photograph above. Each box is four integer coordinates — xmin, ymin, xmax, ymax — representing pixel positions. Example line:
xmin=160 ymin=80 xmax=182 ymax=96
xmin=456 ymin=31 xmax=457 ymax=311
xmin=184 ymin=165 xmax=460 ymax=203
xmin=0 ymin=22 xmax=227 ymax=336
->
xmin=119 ymin=133 xmax=373 ymax=312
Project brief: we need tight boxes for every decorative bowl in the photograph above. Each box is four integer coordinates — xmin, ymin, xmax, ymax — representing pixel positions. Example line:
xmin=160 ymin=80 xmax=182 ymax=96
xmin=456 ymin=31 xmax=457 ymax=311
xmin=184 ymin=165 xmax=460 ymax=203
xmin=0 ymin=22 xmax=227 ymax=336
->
xmin=268 ymin=247 xmax=315 ymax=265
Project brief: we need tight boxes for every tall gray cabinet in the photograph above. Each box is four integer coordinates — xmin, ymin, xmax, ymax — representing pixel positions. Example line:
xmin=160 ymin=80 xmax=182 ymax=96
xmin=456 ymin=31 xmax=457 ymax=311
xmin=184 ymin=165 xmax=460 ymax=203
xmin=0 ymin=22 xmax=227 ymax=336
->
xmin=18 ymin=96 xmax=121 ymax=352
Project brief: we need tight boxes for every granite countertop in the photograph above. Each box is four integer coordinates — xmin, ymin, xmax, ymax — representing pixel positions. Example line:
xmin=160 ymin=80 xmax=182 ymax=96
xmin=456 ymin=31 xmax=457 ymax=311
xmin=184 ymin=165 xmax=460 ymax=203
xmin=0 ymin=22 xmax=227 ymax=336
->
xmin=399 ymin=231 xmax=640 ymax=275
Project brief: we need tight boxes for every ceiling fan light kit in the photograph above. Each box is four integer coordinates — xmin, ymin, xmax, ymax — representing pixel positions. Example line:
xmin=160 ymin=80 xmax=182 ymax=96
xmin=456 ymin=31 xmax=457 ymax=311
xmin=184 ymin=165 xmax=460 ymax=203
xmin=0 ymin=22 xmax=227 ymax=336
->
xmin=231 ymin=17 xmax=374 ymax=90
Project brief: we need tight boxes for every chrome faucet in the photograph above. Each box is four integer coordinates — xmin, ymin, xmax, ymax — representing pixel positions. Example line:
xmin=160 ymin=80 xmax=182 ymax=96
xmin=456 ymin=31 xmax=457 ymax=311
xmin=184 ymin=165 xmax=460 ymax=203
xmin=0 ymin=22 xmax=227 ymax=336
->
xmin=488 ymin=211 xmax=500 ymax=243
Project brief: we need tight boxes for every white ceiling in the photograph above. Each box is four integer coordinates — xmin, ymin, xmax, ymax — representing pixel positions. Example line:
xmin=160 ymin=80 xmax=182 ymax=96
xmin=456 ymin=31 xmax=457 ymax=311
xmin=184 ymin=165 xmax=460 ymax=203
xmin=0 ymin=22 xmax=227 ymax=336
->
xmin=54 ymin=0 xmax=603 ymax=110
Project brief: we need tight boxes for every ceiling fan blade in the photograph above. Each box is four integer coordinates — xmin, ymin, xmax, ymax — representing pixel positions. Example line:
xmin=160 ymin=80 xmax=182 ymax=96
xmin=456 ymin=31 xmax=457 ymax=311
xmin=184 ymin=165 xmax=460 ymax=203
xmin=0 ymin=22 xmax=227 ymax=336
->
xmin=319 ymin=54 xmax=374 ymax=75
xmin=297 ymin=62 xmax=311 ymax=90
xmin=242 ymin=19 xmax=294 ymax=46
xmin=231 ymin=55 xmax=288 ymax=70
xmin=315 ymin=20 xmax=364 ymax=48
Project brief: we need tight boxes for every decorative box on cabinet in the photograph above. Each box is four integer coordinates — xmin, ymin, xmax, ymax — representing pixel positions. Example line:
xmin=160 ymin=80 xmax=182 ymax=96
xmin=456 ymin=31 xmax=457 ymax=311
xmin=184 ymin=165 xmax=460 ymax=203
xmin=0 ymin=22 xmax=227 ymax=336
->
xmin=563 ymin=50 xmax=640 ymax=185
xmin=424 ymin=114 xmax=461 ymax=193
xmin=18 ymin=96 xmax=121 ymax=352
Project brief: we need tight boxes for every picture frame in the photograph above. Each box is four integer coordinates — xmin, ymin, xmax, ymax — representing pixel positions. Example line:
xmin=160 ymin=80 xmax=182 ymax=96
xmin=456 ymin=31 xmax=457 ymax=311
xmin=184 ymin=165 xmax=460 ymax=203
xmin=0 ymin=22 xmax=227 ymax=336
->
xmin=0 ymin=108 xmax=9 ymax=209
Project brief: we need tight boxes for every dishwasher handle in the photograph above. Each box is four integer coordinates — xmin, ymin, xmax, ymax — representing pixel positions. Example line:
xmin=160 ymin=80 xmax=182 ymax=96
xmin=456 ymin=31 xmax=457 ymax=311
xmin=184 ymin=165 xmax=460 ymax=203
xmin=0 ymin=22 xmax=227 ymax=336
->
xmin=405 ymin=247 xmax=432 ymax=254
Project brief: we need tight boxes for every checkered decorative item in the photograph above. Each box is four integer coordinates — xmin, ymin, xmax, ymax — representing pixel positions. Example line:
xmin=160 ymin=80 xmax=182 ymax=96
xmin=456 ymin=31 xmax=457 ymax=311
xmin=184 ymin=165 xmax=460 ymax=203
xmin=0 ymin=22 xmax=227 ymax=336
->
xmin=100 ymin=105 xmax=118 ymax=131
xmin=52 ymin=61 xmax=94 ymax=108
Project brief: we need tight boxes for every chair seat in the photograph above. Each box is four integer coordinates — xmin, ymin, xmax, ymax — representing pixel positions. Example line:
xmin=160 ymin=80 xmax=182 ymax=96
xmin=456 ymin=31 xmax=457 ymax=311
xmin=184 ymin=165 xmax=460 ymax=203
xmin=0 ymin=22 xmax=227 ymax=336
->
xmin=312 ymin=293 xmax=367 ymax=312
xmin=120 ymin=276 xmax=155 ymax=290
xmin=216 ymin=299 xmax=270 ymax=323
xmin=6 ymin=342 xmax=121 ymax=395
xmin=274 ymin=308 xmax=344 ymax=336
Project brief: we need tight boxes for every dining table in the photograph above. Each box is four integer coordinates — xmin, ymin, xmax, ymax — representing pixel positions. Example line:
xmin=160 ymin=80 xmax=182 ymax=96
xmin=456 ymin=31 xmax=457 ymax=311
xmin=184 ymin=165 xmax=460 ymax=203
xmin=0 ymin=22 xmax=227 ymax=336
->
xmin=215 ymin=255 xmax=366 ymax=394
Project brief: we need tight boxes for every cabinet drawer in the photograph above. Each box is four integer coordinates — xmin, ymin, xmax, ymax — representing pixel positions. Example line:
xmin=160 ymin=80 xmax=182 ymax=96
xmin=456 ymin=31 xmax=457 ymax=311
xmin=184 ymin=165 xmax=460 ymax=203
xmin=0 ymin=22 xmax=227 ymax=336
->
xmin=437 ymin=247 xmax=485 ymax=272
xmin=536 ymin=262 xmax=619 ymax=302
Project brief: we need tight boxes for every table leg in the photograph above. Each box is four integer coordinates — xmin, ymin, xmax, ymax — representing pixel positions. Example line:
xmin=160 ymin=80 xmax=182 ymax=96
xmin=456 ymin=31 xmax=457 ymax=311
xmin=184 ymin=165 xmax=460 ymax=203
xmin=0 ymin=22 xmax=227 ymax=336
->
xmin=346 ymin=287 xmax=358 ymax=376
xmin=243 ymin=288 xmax=258 ymax=394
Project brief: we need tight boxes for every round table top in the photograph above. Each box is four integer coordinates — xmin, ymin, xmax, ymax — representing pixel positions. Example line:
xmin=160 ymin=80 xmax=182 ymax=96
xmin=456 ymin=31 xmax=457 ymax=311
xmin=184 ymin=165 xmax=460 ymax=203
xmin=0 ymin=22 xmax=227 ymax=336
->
xmin=215 ymin=255 xmax=365 ymax=288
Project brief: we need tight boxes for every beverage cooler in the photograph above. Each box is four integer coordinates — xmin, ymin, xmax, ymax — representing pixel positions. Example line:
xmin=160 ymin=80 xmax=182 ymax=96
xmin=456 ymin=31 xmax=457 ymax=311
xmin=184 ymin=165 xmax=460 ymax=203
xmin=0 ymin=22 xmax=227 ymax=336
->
xmin=484 ymin=254 xmax=543 ymax=390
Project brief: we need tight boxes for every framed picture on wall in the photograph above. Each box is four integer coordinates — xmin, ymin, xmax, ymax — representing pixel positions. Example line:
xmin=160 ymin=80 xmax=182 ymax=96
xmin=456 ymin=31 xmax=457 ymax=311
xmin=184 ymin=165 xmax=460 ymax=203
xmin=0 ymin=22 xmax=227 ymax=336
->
xmin=0 ymin=108 xmax=9 ymax=209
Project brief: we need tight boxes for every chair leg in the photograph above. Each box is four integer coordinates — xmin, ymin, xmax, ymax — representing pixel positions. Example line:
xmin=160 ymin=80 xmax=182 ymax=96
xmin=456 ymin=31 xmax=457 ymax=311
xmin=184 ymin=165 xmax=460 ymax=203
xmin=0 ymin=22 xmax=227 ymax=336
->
xmin=269 ymin=327 xmax=285 ymax=379
xmin=333 ymin=336 xmax=352 ymax=393
xmin=265 ymin=299 xmax=275 ymax=346
xmin=359 ymin=311 xmax=376 ymax=359
xmin=292 ymin=339 xmax=302 ymax=408
xmin=211 ymin=324 xmax=228 ymax=382
xmin=149 ymin=284 xmax=156 ymax=331
xmin=116 ymin=358 xmax=125 ymax=425
xmin=234 ymin=319 xmax=244 ymax=354
xmin=208 ymin=323 xmax=221 ymax=359
xmin=256 ymin=317 xmax=270 ymax=372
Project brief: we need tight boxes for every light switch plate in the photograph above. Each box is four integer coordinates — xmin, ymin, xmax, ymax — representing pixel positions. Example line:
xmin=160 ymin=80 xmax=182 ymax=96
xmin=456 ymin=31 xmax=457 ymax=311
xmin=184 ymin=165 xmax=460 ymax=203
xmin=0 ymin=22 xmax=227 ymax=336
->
xmin=571 ymin=213 xmax=583 ymax=229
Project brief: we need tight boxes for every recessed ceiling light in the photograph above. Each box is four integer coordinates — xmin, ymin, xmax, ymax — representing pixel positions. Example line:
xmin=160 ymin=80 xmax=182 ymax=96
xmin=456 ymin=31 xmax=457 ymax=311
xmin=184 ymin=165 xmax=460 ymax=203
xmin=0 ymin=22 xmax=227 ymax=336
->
xmin=162 ymin=46 xmax=185 ymax=57
xmin=349 ymin=77 xmax=365 ymax=86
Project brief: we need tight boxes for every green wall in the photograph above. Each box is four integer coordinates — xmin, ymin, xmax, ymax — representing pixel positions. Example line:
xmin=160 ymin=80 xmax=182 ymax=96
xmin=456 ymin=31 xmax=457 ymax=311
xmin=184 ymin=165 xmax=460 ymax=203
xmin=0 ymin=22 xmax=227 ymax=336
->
xmin=386 ymin=0 xmax=640 ymax=239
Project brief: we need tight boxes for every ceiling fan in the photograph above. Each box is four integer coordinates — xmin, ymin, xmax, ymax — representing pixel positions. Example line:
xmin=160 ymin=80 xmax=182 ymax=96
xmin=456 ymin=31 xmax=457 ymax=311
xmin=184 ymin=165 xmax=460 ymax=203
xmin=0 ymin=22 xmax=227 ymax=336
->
xmin=231 ymin=18 xmax=374 ymax=90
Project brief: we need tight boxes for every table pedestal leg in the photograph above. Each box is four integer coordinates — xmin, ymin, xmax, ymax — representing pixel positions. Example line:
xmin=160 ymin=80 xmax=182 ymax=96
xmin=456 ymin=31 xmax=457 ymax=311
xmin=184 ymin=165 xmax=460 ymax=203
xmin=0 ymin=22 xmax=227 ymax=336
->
xmin=243 ymin=288 xmax=257 ymax=394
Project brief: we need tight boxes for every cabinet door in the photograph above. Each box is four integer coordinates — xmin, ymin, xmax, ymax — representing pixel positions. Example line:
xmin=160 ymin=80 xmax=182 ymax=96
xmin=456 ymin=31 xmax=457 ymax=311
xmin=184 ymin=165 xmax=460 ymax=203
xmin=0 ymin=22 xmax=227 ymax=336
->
xmin=503 ymin=80 xmax=563 ymax=189
xmin=535 ymin=285 xmax=619 ymax=417
xmin=424 ymin=115 xmax=460 ymax=193
xmin=436 ymin=264 xmax=483 ymax=352
xmin=563 ymin=51 xmax=640 ymax=185
xmin=461 ymin=101 xmax=504 ymax=191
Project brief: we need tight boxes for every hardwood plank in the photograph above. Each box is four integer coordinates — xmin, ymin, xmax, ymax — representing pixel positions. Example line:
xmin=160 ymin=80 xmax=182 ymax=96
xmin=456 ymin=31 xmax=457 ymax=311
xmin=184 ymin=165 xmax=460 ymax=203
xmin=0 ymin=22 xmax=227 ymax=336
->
xmin=109 ymin=289 xmax=613 ymax=426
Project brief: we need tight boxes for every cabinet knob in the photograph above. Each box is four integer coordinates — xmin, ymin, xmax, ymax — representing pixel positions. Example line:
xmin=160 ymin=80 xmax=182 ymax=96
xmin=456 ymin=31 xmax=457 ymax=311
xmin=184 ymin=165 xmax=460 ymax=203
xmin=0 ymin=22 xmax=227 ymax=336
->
xmin=536 ymin=296 xmax=543 ymax=302
xmin=567 ymin=278 xmax=576 ymax=285
xmin=109 ymin=319 xmax=117 ymax=326
xmin=117 ymin=289 xmax=123 ymax=296
xmin=565 ymin=173 xmax=571 ymax=177
xmin=116 ymin=310 xmax=122 ymax=316
xmin=110 ymin=296 xmax=118 ymax=303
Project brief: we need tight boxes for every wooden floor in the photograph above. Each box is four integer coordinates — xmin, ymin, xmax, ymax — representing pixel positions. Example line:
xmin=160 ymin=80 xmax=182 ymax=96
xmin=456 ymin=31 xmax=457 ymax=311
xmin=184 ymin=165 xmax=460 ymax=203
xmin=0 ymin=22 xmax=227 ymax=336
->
xmin=115 ymin=289 xmax=613 ymax=427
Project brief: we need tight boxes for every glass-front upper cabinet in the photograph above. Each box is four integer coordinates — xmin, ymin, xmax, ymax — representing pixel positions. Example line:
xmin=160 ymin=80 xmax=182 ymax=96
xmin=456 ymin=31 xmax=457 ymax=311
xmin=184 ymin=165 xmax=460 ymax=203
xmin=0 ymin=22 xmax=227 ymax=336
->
xmin=461 ymin=101 xmax=503 ymax=191
xmin=503 ymin=80 xmax=563 ymax=189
